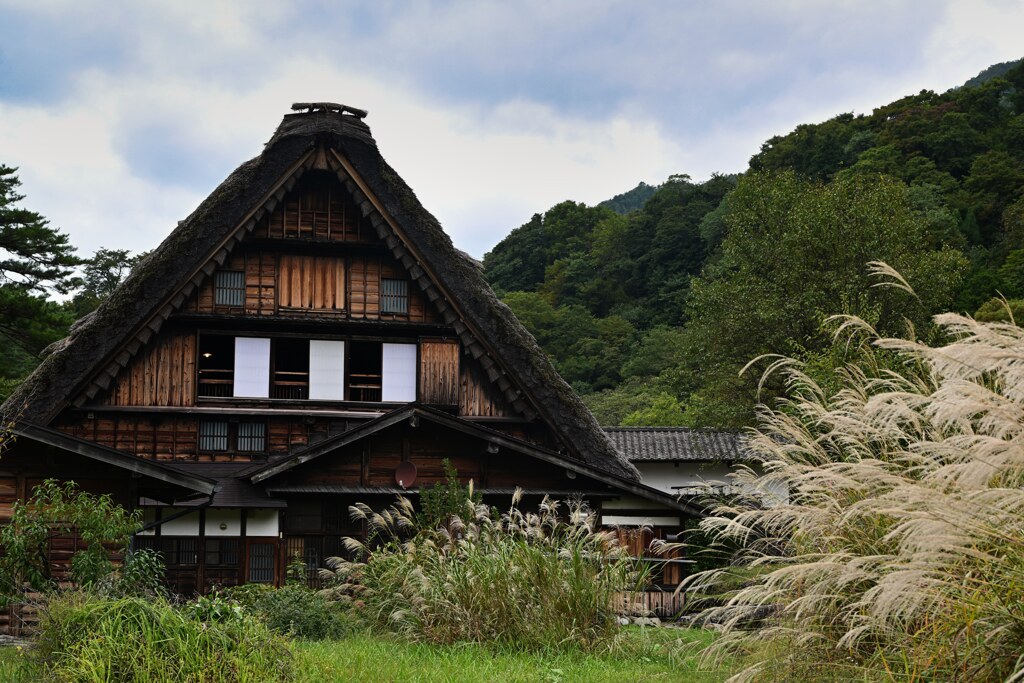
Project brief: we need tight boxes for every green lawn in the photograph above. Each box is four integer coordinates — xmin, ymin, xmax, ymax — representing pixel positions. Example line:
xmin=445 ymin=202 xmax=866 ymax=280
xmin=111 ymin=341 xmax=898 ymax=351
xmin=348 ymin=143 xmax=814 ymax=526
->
xmin=0 ymin=627 xmax=726 ymax=682
xmin=296 ymin=628 xmax=724 ymax=682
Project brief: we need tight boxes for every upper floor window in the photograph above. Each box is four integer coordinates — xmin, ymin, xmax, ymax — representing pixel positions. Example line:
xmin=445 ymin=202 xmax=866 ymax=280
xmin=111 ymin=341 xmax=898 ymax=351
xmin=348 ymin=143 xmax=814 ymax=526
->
xmin=380 ymin=279 xmax=408 ymax=314
xmin=198 ymin=420 xmax=229 ymax=451
xmin=197 ymin=334 xmax=417 ymax=404
xmin=215 ymin=271 xmax=245 ymax=307
xmin=198 ymin=419 xmax=266 ymax=454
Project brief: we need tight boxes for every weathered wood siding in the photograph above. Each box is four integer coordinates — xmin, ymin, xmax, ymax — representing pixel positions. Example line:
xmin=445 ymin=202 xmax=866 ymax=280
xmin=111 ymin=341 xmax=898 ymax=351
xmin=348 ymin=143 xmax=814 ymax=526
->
xmin=459 ymin=357 xmax=514 ymax=417
xmin=253 ymin=171 xmax=374 ymax=242
xmin=278 ymin=255 xmax=345 ymax=312
xmin=183 ymin=250 xmax=438 ymax=323
xmin=53 ymin=415 xmax=350 ymax=462
xmin=187 ymin=251 xmax=277 ymax=316
xmin=419 ymin=338 xmax=459 ymax=405
xmin=103 ymin=333 xmax=196 ymax=407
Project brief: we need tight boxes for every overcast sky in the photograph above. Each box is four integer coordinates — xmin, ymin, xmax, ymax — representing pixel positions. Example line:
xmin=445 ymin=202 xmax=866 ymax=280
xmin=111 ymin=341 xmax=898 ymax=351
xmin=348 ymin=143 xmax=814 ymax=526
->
xmin=1 ymin=1 xmax=1022 ymax=260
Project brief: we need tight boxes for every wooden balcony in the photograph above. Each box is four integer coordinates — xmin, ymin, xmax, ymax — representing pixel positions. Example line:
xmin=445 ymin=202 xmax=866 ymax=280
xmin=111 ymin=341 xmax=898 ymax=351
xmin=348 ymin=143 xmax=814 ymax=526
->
xmin=272 ymin=371 xmax=309 ymax=400
xmin=198 ymin=370 xmax=233 ymax=397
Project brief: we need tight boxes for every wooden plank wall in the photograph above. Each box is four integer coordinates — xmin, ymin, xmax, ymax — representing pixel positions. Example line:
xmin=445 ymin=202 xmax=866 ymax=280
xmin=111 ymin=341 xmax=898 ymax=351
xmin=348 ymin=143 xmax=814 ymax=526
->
xmin=55 ymin=415 xmax=330 ymax=462
xmin=278 ymin=255 xmax=345 ymax=312
xmin=276 ymin=423 xmax=571 ymax=492
xmin=419 ymin=338 xmax=459 ymax=406
xmin=183 ymin=250 xmax=438 ymax=323
xmin=103 ymin=333 xmax=196 ymax=407
xmin=0 ymin=472 xmax=17 ymax=522
xmin=459 ymin=356 xmax=513 ymax=417
xmin=253 ymin=172 xmax=373 ymax=242
xmin=187 ymin=251 xmax=276 ymax=316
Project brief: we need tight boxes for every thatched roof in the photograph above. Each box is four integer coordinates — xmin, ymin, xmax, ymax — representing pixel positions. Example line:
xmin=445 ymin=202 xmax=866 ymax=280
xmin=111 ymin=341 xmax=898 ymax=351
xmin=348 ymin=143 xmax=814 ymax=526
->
xmin=5 ymin=106 xmax=638 ymax=481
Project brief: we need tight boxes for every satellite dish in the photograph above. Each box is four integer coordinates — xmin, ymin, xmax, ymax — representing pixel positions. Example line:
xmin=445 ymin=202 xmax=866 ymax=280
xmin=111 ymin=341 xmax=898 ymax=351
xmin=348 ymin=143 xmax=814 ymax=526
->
xmin=395 ymin=462 xmax=417 ymax=489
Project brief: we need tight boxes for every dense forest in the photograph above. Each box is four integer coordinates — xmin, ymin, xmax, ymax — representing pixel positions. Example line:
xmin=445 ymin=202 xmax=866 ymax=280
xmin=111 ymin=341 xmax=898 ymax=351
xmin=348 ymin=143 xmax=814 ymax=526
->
xmin=484 ymin=58 xmax=1024 ymax=427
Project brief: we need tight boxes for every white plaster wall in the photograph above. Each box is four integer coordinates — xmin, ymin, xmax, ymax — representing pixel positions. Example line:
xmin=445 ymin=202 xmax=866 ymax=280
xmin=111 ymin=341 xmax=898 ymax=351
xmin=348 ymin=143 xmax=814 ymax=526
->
xmin=636 ymin=462 xmax=739 ymax=496
xmin=602 ymin=514 xmax=680 ymax=526
xmin=635 ymin=461 xmax=789 ymax=506
xmin=205 ymin=509 xmax=242 ymax=537
xmin=158 ymin=508 xmax=201 ymax=535
xmin=246 ymin=509 xmax=279 ymax=537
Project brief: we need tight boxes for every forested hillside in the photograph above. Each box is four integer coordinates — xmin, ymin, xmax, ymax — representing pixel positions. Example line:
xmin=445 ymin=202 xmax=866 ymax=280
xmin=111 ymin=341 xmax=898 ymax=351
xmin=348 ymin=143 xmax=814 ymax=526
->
xmin=484 ymin=58 xmax=1024 ymax=428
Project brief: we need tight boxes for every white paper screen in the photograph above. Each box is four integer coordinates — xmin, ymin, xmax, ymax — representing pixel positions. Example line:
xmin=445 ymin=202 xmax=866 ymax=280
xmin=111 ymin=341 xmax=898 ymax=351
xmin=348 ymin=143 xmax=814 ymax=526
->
xmin=233 ymin=337 xmax=270 ymax=397
xmin=309 ymin=340 xmax=346 ymax=400
xmin=382 ymin=343 xmax=417 ymax=402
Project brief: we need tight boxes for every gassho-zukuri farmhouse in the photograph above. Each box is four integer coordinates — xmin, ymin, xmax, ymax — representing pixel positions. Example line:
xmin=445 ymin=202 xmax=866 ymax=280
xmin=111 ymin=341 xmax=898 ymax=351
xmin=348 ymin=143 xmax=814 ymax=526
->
xmin=0 ymin=103 xmax=760 ymax=622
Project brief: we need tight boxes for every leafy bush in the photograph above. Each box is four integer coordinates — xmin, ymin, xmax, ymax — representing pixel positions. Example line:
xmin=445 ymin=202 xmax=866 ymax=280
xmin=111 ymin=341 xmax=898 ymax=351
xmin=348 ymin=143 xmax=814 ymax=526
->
xmin=418 ymin=458 xmax=481 ymax=529
xmin=0 ymin=480 xmax=140 ymax=602
xmin=31 ymin=591 xmax=293 ymax=682
xmin=98 ymin=548 xmax=167 ymax=599
xmin=226 ymin=583 xmax=356 ymax=641
xmin=321 ymin=491 xmax=650 ymax=651
xmin=686 ymin=287 xmax=1024 ymax=681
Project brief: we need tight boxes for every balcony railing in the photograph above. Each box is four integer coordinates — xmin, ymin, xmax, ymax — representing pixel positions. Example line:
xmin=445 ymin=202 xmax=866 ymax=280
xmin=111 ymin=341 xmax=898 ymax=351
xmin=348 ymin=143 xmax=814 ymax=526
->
xmin=347 ymin=373 xmax=382 ymax=402
xmin=272 ymin=371 xmax=309 ymax=400
xmin=198 ymin=370 xmax=233 ymax=397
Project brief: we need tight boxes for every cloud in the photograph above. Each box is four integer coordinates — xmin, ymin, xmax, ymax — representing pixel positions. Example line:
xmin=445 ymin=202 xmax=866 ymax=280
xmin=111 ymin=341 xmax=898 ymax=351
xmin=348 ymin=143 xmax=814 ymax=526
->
xmin=0 ymin=0 xmax=1020 ymax=261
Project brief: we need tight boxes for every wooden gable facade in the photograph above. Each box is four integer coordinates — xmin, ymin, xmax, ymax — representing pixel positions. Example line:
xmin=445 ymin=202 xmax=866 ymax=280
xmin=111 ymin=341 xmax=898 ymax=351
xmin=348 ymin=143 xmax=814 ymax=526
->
xmin=2 ymin=103 xmax=694 ymax=597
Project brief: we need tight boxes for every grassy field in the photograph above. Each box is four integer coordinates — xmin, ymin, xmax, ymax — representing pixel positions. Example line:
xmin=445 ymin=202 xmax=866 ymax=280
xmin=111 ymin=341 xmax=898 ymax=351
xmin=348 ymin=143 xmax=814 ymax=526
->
xmin=0 ymin=627 xmax=725 ymax=682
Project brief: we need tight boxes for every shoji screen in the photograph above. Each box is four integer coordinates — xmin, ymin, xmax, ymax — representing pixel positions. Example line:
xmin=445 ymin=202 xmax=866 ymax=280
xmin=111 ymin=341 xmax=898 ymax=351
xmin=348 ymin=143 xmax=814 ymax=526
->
xmin=233 ymin=337 xmax=270 ymax=397
xmin=309 ymin=340 xmax=346 ymax=400
xmin=382 ymin=343 xmax=417 ymax=402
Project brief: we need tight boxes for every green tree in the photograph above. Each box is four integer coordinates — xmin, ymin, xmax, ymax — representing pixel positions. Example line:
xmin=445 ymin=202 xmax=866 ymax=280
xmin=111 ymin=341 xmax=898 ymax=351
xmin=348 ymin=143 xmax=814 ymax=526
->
xmin=0 ymin=166 xmax=80 ymax=397
xmin=67 ymin=247 xmax=146 ymax=317
xmin=0 ymin=480 xmax=141 ymax=602
xmin=677 ymin=171 xmax=968 ymax=427
xmin=621 ymin=392 xmax=686 ymax=426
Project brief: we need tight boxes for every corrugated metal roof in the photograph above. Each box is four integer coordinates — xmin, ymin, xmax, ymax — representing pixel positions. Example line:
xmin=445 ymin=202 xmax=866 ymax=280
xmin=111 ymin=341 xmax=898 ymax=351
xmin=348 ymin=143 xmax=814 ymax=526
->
xmin=603 ymin=427 xmax=751 ymax=462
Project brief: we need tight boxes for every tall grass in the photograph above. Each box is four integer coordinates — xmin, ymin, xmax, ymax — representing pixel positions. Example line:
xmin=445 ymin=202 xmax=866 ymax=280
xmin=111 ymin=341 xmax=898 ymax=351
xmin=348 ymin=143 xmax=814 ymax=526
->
xmin=321 ymin=490 xmax=650 ymax=651
xmin=681 ymin=296 xmax=1024 ymax=681
xmin=31 ymin=592 xmax=294 ymax=682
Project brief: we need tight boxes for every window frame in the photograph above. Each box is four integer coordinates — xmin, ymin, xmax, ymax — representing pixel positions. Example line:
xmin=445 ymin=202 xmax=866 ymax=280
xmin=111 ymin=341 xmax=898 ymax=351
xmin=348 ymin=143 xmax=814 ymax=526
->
xmin=197 ymin=419 xmax=267 ymax=455
xmin=214 ymin=270 xmax=245 ymax=307
xmin=380 ymin=278 xmax=409 ymax=315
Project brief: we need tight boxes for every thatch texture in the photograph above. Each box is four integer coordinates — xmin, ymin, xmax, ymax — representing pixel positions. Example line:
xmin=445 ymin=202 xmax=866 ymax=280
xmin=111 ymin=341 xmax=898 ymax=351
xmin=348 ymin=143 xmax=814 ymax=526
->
xmin=5 ymin=107 xmax=638 ymax=481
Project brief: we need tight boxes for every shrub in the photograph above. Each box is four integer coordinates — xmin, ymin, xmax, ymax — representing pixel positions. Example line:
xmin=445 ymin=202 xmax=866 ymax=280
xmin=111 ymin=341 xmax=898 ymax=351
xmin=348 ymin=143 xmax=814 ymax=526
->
xmin=0 ymin=480 xmax=140 ymax=602
xmin=321 ymin=491 xmax=650 ymax=651
xmin=226 ymin=583 xmax=356 ymax=640
xmin=32 ymin=591 xmax=294 ymax=682
xmin=98 ymin=548 xmax=167 ymax=599
xmin=685 ymin=294 xmax=1024 ymax=680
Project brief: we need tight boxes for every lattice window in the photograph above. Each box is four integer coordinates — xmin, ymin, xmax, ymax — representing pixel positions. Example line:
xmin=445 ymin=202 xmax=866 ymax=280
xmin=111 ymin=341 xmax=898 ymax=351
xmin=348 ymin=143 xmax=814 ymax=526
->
xmin=380 ymin=278 xmax=408 ymax=314
xmin=249 ymin=543 xmax=275 ymax=583
xmin=205 ymin=538 xmax=240 ymax=566
xmin=237 ymin=422 xmax=266 ymax=453
xmin=214 ymin=270 xmax=245 ymax=306
xmin=198 ymin=421 xmax=229 ymax=451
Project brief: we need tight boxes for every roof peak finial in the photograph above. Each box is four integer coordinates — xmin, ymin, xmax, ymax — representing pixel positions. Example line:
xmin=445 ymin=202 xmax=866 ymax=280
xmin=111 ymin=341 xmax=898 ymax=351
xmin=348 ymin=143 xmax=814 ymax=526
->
xmin=291 ymin=102 xmax=368 ymax=119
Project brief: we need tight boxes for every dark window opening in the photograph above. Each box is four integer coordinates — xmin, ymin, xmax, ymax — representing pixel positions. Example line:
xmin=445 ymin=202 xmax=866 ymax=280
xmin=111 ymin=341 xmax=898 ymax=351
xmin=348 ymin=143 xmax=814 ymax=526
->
xmin=198 ymin=420 xmax=267 ymax=455
xmin=348 ymin=341 xmax=382 ymax=401
xmin=198 ymin=335 xmax=234 ymax=397
xmin=214 ymin=271 xmax=245 ymax=307
xmin=199 ymin=420 xmax=229 ymax=451
xmin=272 ymin=338 xmax=310 ymax=399
xmin=249 ymin=542 xmax=275 ymax=583
xmin=237 ymin=422 xmax=266 ymax=452
xmin=205 ymin=538 xmax=241 ymax=566
xmin=381 ymin=279 xmax=408 ymax=314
